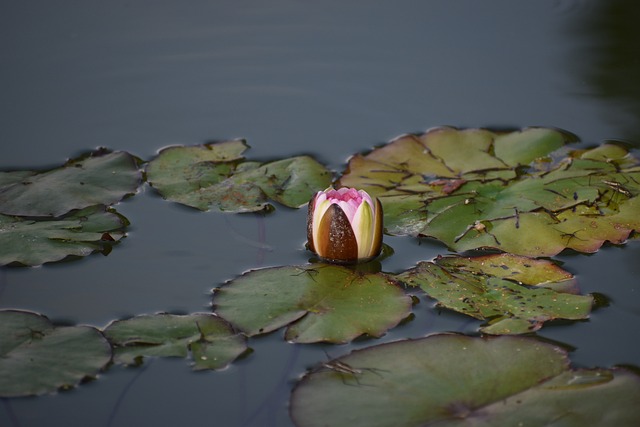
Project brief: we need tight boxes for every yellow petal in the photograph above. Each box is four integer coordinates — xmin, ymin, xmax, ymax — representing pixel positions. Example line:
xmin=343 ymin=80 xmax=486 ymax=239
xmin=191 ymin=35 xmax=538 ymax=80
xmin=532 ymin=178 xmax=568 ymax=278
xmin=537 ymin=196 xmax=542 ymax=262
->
xmin=369 ymin=198 xmax=384 ymax=258
xmin=352 ymin=200 xmax=374 ymax=259
xmin=312 ymin=198 xmax=332 ymax=253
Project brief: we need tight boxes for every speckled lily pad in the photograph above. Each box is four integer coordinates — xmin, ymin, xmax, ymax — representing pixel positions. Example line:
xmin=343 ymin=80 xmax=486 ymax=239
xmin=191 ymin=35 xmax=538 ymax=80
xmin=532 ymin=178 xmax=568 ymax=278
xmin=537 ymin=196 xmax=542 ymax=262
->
xmin=337 ymin=127 xmax=640 ymax=256
xmin=396 ymin=254 xmax=592 ymax=334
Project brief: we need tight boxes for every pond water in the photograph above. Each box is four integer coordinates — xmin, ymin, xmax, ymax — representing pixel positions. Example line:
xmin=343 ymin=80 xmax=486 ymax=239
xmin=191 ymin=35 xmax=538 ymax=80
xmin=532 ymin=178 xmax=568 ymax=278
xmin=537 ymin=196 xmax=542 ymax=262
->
xmin=1 ymin=1 xmax=639 ymax=426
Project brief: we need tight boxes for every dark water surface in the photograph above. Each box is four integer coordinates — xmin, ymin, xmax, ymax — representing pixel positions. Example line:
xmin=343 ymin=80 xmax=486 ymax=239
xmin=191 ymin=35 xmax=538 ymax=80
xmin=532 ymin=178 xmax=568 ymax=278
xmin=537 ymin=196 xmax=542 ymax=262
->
xmin=1 ymin=1 xmax=639 ymax=426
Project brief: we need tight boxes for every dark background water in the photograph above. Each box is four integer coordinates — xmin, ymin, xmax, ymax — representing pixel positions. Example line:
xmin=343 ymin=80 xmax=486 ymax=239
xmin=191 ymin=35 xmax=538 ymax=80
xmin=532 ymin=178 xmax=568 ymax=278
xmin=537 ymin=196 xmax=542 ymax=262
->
xmin=1 ymin=1 xmax=639 ymax=426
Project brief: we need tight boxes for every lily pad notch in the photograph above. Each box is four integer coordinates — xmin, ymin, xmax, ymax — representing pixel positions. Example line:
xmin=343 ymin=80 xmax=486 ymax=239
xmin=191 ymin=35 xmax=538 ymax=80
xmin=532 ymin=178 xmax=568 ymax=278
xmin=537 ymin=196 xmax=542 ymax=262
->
xmin=213 ymin=264 xmax=413 ymax=343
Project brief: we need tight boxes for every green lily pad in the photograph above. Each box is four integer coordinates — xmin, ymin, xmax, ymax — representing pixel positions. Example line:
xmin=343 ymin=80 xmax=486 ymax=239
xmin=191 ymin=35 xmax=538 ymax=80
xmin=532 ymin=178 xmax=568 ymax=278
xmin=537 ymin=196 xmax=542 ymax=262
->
xmin=290 ymin=335 xmax=640 ymax=427
xmin=146 ymin=140 xmax=332 ymax=212
xmin=472 ymin=368 xmax=640 ymax=426
xmin=0 ymin=150 xmax=142 ymax=217
xmin=0 ymin=205 xmax=128 ymax=266
xmin=337 ymin=127 xmax=640 ymax=256
xmin=0 ymin=310 xmax=112 ymax=398
xmin=396 ymin=254 xmax=592 ymax=334
xmin=103 ymin=313 xmax=247 ymax=370
xmin=213 ymin=264 xmax=412 ymax=343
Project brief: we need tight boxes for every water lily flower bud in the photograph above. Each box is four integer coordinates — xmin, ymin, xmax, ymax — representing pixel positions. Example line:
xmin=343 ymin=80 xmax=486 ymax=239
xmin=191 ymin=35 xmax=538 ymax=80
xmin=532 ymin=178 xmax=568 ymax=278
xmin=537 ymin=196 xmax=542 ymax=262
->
xmin=307 ymin=187 xmax=383 ymax=263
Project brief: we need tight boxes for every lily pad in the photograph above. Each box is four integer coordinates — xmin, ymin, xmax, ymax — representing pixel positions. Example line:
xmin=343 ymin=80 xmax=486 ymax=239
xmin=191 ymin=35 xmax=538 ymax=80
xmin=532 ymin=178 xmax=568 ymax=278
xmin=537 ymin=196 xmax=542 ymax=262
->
xmin=0 ymin=205 xmax=128 ymax=266
xmin=433 ymin=252 xmax=578 ymax=293
xmin=396 ymin=254 xmax=592 ymax=334
xmin=337 ymin=127 xmax=640 ymax=256
xmin=213 ymin=264 xmax=412 ymax=343
xmin=290 ymin=334 xmax=640 ymax=427
xmin=473 ymin=368 xmax=640 ymax=426
xmin=0 ymin=310 xmax=112 ymax=397
xmin=146 ymin=140 xmax=332 ymax=212
xmin=103 ymin=313 xmax=247 ymax=370
xmin=0 ymin=150 xmax=142 ymax=217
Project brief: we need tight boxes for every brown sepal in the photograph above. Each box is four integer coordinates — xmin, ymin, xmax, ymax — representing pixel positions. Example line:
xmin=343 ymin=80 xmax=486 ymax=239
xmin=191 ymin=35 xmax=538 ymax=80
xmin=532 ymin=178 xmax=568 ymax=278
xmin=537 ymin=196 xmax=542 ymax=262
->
xmin=306 ymin=193 xmax=317 ymax=253
xmin=316 ymin=204 xmax=358 ymax=262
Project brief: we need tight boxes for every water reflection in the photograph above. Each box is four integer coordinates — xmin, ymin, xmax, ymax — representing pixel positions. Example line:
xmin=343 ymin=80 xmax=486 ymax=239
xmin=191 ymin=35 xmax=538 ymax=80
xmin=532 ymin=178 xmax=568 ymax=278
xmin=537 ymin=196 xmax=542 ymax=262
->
xmin=574 ymin=0 xmax=640 ymax=146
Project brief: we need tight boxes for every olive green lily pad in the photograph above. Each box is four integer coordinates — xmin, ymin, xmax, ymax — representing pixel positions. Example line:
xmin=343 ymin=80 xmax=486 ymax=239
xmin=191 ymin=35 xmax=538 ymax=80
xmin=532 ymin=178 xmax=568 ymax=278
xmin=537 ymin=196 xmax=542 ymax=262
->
xmin=146 ymin=140 xmax=332 ymax=212
xmin=337 ymin=127 xmax=640 ymax=256
xmin=0 ymin=205 xmax=128 ymax=266
xmin=103 ymin=313 xmax=247 ymax=370
xmin=213 ymin=264 xmax=412 ymax=343
xmin=290 ymin=335 xmax=640 ymax=427
xmin=0 ymin=310 xmax=112 ymax=397
xmin=0 ymin=150 xmax=142 ymax=217
xmin=470 ymin=368 xmax=640 ymax=426
xmin=433 ymin=252 xmax=578 ymax=293
xmin=396 ymin=254 xmax=592 ymax=334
